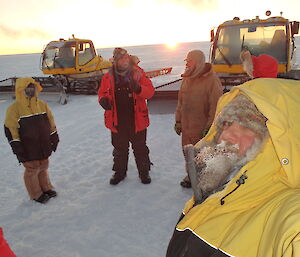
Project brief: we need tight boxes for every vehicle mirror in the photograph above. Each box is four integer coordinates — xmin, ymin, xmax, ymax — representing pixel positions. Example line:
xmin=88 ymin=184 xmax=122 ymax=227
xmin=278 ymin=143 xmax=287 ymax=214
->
xmin=248 ymin=26 xmax=257 ymax=33
xmin=292 ymin=21 xmax=299 ymax=35
xmin=210 ymin=29 xmax=214 ymax=42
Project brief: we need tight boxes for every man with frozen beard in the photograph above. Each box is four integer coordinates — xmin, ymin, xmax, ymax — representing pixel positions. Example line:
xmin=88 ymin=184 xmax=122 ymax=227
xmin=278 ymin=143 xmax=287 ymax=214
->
xmin=187 ymin=94 xmax=268 ymax=203
xmin=166 ymin=78 xmax=300 ymax=257
xmin=174 ymin=50 xmax=223 ymax=188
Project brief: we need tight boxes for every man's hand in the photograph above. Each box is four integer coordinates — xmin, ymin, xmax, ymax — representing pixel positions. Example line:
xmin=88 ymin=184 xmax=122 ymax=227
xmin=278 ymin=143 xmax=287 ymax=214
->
xmin=131 ymin=69 xmax=142 ymax=94
xmin=10 ymin=141 xmax=26 ymax=162
xmin=99 ymin=97 xmax=112 ymax=110
xmin=132 ymin=69 xmax=142 ymax=82
xmin=174 ymin=122 xmax=182 ymax=135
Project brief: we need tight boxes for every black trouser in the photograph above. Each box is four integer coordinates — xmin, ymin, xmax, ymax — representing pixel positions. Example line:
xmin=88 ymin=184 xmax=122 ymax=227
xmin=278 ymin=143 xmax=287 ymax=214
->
xmin=111 ymin=129 xmax=150 ymax=173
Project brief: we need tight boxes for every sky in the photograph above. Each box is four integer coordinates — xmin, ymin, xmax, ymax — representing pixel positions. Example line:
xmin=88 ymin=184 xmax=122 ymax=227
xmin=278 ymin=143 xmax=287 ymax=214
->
xmin=0 ymin=0 xmax=299 ymax=55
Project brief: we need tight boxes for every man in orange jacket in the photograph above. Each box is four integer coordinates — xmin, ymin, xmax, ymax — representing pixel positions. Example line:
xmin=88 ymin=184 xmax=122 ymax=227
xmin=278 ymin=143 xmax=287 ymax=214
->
xmin=98 ymin=48 xmax=154 ymax=185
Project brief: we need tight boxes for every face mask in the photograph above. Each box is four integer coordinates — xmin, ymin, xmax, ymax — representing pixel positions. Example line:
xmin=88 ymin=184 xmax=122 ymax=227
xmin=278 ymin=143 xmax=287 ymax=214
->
xmin=24 ymin=84 xmax=36 ymax=98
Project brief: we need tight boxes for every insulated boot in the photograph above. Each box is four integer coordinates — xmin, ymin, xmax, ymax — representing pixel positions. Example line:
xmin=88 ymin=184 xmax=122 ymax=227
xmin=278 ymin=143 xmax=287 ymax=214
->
xmin=34 ymin=193 xmax=50 ymax=204
xmin=110 ymin=171 xmax=126 ymax=185
xmin=45 ymin=189 xmax=57 ymax=198
xmin=139 ymin=170 xmax=151 ymax=184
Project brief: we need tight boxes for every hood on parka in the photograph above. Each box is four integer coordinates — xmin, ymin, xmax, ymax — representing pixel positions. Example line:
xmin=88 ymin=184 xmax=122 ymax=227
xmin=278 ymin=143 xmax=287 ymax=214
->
xmin=201 ymin=78 xmax=300 ymax=188
xmin=15 ymin=77 xmax=43 ymax=102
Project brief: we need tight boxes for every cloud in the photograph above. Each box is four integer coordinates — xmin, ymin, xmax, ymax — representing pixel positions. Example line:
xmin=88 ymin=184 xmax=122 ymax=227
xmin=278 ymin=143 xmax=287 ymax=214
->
xmin=111 ymin=0 xmax=219 ymax=11
xmin=0 ymin=25 xmax=49 ymax=39
xmin=159 ymin=0 xmax=219 ymax=11
xmin=0 ymin=25 xmax=19 ymax=38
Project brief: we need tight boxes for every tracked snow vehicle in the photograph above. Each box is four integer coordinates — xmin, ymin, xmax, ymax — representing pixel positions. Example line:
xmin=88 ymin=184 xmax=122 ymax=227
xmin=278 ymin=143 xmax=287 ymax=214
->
xmin=1 ymin=36 xmax=174 ymax=103
xmin=210 ymin=11 xmax=300 ymax=90
xmin=41 ymin=35 xmax=112 ymax=94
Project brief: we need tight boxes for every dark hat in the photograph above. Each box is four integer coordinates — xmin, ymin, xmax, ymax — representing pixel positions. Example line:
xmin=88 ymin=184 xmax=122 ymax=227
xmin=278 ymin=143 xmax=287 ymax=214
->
xmin=113 ymin=47 xmax=128 ymax=62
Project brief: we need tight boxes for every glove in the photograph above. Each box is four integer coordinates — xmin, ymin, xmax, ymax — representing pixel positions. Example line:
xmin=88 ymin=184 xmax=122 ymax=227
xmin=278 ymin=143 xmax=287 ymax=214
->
xmin=50 ymin=132 xmax=59 ymax=152
xmin=99 ymin=97 xmax=112 ymax=110
xmin=131 ymin=81 xmax=141 ymax=94
xmin=174 ymin=122 xmax=182 ymax=135
xmin=10 ymin=141 xmax=26 ymax=162
xmin=131 ymin=69 xmax=142 ymax=94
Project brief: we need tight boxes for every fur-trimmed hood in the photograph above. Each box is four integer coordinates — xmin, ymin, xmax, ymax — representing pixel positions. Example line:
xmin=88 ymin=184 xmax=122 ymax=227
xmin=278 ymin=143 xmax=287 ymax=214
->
xmin=176 ymin=78 xmax=300 ymax=257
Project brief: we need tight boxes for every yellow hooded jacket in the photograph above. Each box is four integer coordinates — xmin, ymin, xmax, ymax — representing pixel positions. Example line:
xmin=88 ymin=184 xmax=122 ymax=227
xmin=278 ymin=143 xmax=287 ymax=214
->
xmin=167 ymin=78 xmax=300 ymax=257
xmin=4 ymin=77 xmax=57 ymax=162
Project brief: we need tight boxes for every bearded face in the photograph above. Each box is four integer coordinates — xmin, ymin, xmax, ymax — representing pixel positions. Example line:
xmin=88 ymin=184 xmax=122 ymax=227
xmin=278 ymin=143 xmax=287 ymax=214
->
xmin=116 ymin=54 xmax=130 ymax=71
xmin=240 ymin=50 xmax=254 ymax=78
xmin=192 ymin=123 xmax=267 ymax=200
xmin=181 ymin=59 xmax=196 ymax=77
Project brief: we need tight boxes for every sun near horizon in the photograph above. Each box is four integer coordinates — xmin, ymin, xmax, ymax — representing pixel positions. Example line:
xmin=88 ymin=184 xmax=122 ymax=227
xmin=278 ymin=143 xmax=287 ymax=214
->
xmin=1 ymin=0 xmax=299 ymax=55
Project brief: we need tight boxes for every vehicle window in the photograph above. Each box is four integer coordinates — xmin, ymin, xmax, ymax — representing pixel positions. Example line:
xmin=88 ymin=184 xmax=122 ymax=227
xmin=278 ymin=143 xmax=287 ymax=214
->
xmin=78 ymin=43 xmax=95 ymax=66
xmin=214 ymin=24 xmax=287 ymax=64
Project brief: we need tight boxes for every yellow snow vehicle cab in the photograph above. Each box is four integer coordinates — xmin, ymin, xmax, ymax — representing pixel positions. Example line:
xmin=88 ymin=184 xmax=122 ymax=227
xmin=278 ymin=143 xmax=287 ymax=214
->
xmin=210 ymin=11 xmax=300 ymax=90
xmin=41 ymin=35 xmax=112 ymax=93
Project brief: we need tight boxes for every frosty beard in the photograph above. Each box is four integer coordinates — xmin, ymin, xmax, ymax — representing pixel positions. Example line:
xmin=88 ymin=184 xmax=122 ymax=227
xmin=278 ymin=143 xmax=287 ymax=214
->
xmin=194 ymin=137 xmax=264 ymax=199
xmin=181 ymin=65 xmax=196 ymax=77
xmin=242 ymin=57 xmax=254 ymax=78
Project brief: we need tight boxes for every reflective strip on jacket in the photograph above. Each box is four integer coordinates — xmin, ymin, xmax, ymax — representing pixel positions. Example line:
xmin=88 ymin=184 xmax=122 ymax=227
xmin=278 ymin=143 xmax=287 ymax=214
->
xmin=168 ymin=78 xmax=300 ymax=257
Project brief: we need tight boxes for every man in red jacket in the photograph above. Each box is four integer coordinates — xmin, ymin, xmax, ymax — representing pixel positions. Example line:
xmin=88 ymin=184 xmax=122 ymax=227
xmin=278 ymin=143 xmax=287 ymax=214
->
xmin=98 ymin=48 xmax=155 ymax=185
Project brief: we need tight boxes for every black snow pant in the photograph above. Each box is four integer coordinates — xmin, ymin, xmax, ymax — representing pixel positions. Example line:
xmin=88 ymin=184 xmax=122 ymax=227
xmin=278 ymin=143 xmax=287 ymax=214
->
xmin=111 ymin=129 xmax=151 ymax=174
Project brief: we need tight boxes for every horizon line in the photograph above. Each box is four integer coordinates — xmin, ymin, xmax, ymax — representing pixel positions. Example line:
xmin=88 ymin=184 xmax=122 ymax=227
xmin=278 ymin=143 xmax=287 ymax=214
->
xmin=0 ymin=40 xmax=210 ymax=57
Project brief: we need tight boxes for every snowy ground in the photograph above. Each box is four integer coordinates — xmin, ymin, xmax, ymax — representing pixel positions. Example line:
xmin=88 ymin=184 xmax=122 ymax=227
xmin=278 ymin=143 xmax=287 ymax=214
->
xmin=0 ymin=42 xmax=207 ymax=257
xmin=1 ymin=39 xmax=299 ymax=257
xmin=0 ymin=94 xmax=193 ymax=257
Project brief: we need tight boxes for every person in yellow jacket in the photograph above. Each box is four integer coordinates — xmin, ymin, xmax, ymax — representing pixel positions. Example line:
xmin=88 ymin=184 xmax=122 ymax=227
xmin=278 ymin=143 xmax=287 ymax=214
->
xmin=4 ymin=78 xmax=59 ymax=204
xmin=167 ymin=78 xmax=300 ymax=257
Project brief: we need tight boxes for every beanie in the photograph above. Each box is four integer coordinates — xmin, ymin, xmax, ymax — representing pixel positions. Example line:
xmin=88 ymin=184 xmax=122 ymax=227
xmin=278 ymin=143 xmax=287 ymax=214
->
xmin=216 ymin=94 xmax=268 ymax=139
xmin=251 ymin=54 xmax=278 ymax=78
xmin=113 ymin=47 xmax=128 ymax=63
xmin=240 ymin=50 xmax=278 ymax=78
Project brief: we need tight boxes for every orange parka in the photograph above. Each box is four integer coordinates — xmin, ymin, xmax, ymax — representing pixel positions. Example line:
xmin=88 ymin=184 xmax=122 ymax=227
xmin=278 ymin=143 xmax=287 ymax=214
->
xmin=175 ymin=63 xmax=223 ymax=146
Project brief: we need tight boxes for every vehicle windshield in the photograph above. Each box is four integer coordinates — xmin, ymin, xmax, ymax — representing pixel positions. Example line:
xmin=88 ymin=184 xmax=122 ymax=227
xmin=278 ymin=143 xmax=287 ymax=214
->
xmin=42 ymin=42 xmax=76 ymax=69
xmin=213 ymin=23 xmax=287 ymax=64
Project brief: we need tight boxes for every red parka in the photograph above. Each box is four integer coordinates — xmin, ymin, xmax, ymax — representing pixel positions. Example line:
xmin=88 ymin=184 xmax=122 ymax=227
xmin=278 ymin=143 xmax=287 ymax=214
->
xmin=0 ymin=228 xmax=16 ymax=257
xmin=98 ymin=67 xmax=154 ymax=133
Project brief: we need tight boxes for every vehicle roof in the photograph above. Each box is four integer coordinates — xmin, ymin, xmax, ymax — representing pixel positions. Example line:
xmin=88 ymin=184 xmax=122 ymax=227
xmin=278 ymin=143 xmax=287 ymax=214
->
xmin=220 ymin=16 xmax=289 ymax=27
